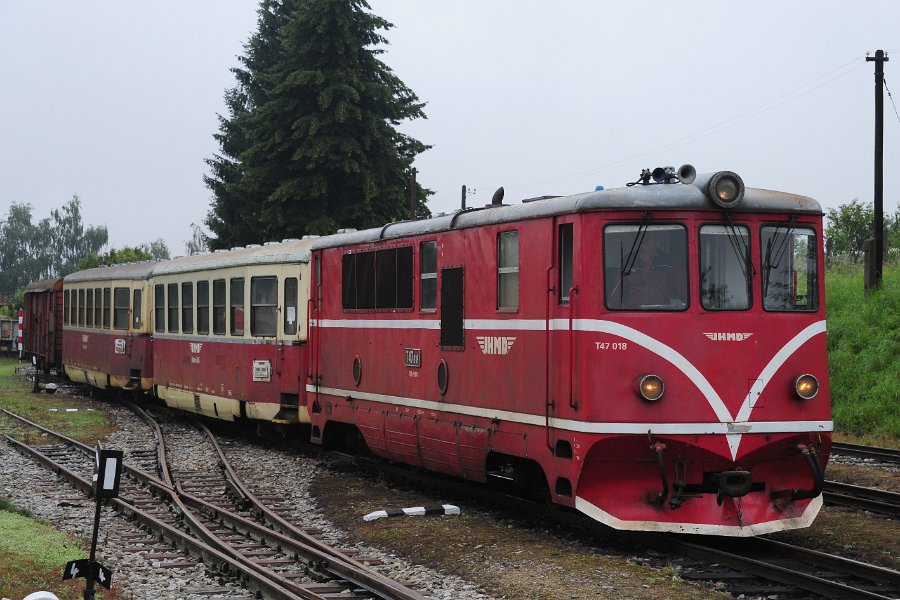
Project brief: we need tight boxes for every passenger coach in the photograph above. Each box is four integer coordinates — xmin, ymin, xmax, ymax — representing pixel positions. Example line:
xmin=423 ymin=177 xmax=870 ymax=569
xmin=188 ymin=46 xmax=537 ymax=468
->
xmin=150 ymin=239 xmax=315 ymax=424
xmin=307 ymin=168 xmax=831 ymax=535
xmin=62 ymin=263 xmax=155 ymax=391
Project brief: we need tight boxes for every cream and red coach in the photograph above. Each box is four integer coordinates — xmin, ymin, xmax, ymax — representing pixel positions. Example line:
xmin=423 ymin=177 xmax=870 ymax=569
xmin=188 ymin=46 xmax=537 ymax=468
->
xmin=307 ymin=168 xmax=831 ymax=536
xmin=62 ymin=263 xmax=155 ymax=391
xmin=150 ymin=239 xmax=315 ymax=424
xmin=23 ymin=278 xmax=64 ymax=370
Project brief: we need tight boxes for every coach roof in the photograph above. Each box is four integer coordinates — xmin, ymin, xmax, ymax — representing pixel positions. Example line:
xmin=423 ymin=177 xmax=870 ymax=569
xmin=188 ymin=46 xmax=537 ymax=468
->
xmin=24 ymin=278 xmax=62 ymax=293
xmin=64 ymin=261 xmax=158 ymax=283
xmin=312 ymin=177 xmax=820 ymax=250
xmin=151 ymin=238 xmax=316 ymax=276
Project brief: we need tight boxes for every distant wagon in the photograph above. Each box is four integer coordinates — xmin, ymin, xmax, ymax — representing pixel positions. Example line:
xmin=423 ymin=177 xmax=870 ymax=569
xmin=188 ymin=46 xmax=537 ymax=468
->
xmin=23 ymin=278 xmax=64 ymax=370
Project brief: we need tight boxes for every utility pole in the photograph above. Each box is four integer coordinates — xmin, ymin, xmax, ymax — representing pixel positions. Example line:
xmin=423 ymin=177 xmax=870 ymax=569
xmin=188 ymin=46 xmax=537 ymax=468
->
xmin=866 ymin=49 xmax=889 ymax=289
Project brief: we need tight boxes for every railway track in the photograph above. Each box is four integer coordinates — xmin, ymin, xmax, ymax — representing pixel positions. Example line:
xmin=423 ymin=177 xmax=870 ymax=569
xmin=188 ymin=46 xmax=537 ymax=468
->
xmin=832 ymin=442 xmax=900 ymax=465
xmin=824 ymin=480 xmax=900 ymax=518
xmin=342 ymin=449 xmax=900 ymax=600
xmin=1 ymin=406 xmax=424 ymax=600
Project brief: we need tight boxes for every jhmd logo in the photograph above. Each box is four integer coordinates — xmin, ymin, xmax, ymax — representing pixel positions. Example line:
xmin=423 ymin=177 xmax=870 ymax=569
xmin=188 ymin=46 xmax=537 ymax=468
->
xmin=477 ymin=336 xmax=516 ymax=355
xmin=702 ymin=332 xmax=754 ymax=342
xmin=189 ymin=342 xmax=203 ymax=354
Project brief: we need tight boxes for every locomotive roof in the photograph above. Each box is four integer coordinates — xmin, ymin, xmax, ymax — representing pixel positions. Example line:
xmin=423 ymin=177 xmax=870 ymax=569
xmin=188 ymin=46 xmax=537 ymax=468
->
xmin=151 ymin=237 xmax=316 ymax=276
xmin=24 ymin=278 xmax=61 ymax=293
xmin=64 ymin=261 xmax=159 ymax=283
xmin=312 ymin=177 xmax=820 ymax=250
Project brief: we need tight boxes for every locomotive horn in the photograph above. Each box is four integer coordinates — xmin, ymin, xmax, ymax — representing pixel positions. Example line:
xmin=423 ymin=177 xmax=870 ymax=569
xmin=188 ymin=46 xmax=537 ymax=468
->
xmin=491 ymin=187 xmax=505 ymax=205
xmin=676 ymin=164 xmax=696 ymax=184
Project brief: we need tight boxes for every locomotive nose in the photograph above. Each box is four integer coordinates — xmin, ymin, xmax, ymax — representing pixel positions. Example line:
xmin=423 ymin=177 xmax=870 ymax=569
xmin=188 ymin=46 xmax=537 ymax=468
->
xmin=713 ymin=470 xmax=754 ymax=498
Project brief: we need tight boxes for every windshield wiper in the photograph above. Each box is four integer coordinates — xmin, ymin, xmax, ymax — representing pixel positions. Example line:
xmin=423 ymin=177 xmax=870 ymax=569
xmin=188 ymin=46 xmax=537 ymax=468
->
xmin=762 ymin=216 xmax=795 ymax=298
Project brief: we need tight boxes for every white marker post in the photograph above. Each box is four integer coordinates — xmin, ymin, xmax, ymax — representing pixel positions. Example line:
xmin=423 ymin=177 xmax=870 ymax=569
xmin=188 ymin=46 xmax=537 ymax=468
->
xmin=17 ymin=308 xmax=23 ymax=359
xmin=67 ymin=444 xmax=122 ymax=599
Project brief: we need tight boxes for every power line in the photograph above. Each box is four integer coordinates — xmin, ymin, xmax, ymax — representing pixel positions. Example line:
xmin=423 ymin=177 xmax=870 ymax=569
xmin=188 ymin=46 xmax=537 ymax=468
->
xmin=884 ymin=76 xmax=900 ymax=127
xmin=472 ymin=56 xmax=864 ymax=193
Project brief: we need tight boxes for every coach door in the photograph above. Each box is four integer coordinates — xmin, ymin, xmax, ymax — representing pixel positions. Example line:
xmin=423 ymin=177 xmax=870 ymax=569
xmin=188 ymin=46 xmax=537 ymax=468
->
xmin=547 ymin=220 xmax=578 ymax=437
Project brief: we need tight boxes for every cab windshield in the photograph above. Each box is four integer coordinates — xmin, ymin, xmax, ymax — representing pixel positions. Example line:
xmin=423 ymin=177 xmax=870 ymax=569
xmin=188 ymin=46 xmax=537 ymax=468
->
xmin=604 ymin=224 xmax=688 ymax=311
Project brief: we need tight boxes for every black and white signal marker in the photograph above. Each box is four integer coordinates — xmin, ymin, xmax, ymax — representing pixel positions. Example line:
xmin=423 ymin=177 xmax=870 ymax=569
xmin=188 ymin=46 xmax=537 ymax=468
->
xmin=363 ymin=504 xmax=460 ymax=521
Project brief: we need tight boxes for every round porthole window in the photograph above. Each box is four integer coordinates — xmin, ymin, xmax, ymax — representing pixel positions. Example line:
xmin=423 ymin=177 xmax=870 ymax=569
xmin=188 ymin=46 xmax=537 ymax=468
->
xmin=437 ymin=359 xmax=449 ymax=395
xmin=352 ymin=355 xmax=362 ymax=386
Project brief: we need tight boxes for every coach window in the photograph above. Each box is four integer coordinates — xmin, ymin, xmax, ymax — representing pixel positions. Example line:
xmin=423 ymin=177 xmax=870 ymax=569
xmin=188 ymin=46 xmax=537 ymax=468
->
xmin=78 ymin=289 xmax=85 ymax=326
xmin=113 ymin=287 xmax=130 ymax=330
xmin=167 ymin=283 xmax=179 ymax=333
xmin=181 ymin=282 xmax=193 ymax=334
xmin=132 ymin=290 xmax=142 ymax=328
xmin=700 ymin=225 xmax=751 ymax=310
xmin=251 ymin=276 xmax=277 ymax=337
xmin=213 ymin=279 xmax=226 ymax=335
xmin=761 ymin=226 xmax=818 ymax=311
xmin=558 ymin=224 xmax=573 ymax=305
xmin=604 ymin=224 xmax=688 ymax=311
xmin=497 ymin=231 xmax=519 ymax=310
xmin=420 ymin=241 xmax=437 ymax=310
xmin=94 ymin=288 xmax=102 ymax=327
xmin=284 ymin=277 xmax=298 ymax=335
xmin=197 ymin=281 xmax=210 ymax=335
xmin=230 ymin=277 xmax=245 ymax=336
xmin=86 ymin=288 xmax=94 ymax=327
xmin=103 ymin=288 xmax=111 ymax=328
xmin=154 ymin=285 xmax=165 ymax=333
xmin=63 ymin=290 xmax=70 ymax=325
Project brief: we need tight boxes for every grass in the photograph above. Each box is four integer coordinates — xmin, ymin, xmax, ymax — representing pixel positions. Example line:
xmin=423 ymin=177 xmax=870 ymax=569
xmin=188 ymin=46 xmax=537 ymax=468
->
xmin=0 ymin=357 xmax=115 ymax=444
xmin=825 ymin=261 xmax=900 ymax=444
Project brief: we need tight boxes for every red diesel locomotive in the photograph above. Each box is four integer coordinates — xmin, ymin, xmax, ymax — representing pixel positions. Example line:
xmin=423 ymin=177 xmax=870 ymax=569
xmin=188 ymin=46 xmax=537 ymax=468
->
xmin=307 ymin=167 xmax=830 ymax=536
xmin=23 ymin=166 xmax=830 ymax=536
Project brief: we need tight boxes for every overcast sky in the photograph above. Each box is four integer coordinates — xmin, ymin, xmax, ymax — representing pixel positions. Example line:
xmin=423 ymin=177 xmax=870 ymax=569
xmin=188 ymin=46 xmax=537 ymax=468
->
xmin=1 ymin=1 xmax=898 ymax=255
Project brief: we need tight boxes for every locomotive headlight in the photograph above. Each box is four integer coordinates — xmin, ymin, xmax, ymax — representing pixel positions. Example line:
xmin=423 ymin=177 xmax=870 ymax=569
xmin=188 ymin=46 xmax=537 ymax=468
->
xmin=706 ymin=171 xmax=745 ymax=209
xmin=638 ymin=374 xmax=665 ymax=401
xmin=794 ymin=374 xmax=819 ymax=400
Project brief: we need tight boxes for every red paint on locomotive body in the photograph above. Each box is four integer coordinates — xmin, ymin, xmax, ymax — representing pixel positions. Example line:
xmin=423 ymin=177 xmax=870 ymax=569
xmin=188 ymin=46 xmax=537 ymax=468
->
xmin=307 ymin=176 xmax=831 ymax=535
xmin=62 ymin=263 xmax=156 ymax=391
xmin=23 ymin=278 xmax=64 ymax=369
xmin=149 ymin=240 xmax=315 ymax=424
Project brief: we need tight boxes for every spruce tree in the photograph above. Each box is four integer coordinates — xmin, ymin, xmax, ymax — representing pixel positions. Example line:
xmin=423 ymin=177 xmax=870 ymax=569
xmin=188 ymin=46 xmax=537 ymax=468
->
xmin=205 ymin=0 xmax=430 ymax=249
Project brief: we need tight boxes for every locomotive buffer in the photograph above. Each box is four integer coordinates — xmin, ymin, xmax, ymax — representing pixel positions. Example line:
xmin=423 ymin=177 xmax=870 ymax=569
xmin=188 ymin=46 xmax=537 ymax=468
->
xmin=62 ymin=443 xmax=122 ymax=599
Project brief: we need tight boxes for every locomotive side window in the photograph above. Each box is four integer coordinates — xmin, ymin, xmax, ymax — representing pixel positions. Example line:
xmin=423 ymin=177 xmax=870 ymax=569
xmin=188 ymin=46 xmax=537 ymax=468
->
xmin=497 ymin=230 xmax=519 ymax=310
xmin=167 ymin=283 xmax=179 ymax=333
xmin=78 ymin=289 xmax=85 ymax=326
xmin=604 ymin=224 xmax=688 ymax=311
xmin=181 ymin=282 xmax=193 ymax=334
xmin=197 ymin=281 xmax=210 ymax=335
xmin=213 ymin=279 xmax=226 ymax=335
xmin=132 ymin=289 xmax=142 ymax=328
xmin=103 ymin=288 xmax=111 ymax=328
xmin=86 ymin=288 xmax=94 ymax=327
xmin=700 ymin=225 xmax=751 ymax=310
xmin=761 ymin=226 xmax=818 ymax=311
xmin=154 ymin=285 xmax=165 ymax=333
xmin=420 ymin=241 xmax=437 ymax=310
xmin=94 ymin=288 xmax=102 ymax=327
xmin=113 ymin=287 xmax=129 ymax=330
xmin=250 ymin=276 xmax=277 ymax=337
xmin=230 ymin=277 xmax=245 ymax=336
xmin=342 ymin=247 xmax=413 ymax=310
xmin=559 ymin=224 xmax=573 ymax=305
xmin=284 ymin=277 xmax=298 ymax=335
xmin=63 ymin=290 xmax=70 ymax=326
